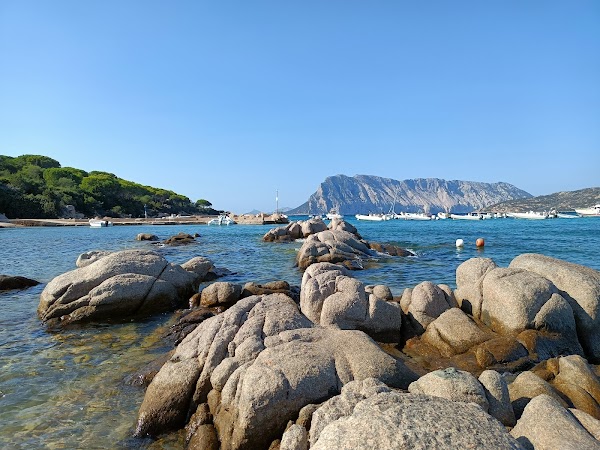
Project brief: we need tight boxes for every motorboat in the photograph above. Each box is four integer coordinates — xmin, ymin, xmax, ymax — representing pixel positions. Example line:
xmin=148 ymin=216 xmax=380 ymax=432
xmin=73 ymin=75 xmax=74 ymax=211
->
xmin=355 ymin=213 xmax=391 ymax=221
xmin=326 ymin=208 xmax=343 ymax=220
xmin=399 ymin=212 xmax=434 ymax=221
xmin=506 ymin=211 xmax=549 ymax=220
xmin=208 ymin=214 xmax=235 ymax=225
xmin=575 ymin=205 xmax=600 ymax=217
xmin=450 ymin=213 xmax=483 ymax=220
xmin=437 ymin=212 xmax=450 ymax=219
xmin=89 ymin=219 xmax=113 ymax=227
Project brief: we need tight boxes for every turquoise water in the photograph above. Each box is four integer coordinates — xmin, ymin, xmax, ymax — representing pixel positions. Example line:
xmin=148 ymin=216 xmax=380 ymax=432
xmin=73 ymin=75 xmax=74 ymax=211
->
xmin=1 ymin=217 xmax=599 ymax=448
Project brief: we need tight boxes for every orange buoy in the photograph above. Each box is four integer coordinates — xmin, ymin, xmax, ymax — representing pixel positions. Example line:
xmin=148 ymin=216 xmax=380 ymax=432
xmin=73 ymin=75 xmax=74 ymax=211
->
xmin=476 ymin=238 xmax=485 ymax=247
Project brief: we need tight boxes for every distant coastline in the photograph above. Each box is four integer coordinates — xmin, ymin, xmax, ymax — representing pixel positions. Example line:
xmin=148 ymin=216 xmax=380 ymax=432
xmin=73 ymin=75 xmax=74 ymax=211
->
xmin=0 ymin=213 xmax=290 ymax=228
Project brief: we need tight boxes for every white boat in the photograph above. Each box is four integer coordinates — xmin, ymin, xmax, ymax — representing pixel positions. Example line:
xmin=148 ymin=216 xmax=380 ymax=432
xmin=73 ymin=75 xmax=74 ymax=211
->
xmin=208 ymin=214 xmax=235 ymax=225
xmin=507 ymin=211 xmax=549 ymax=220
xmin=556 ymin=213 xmax=579 ymax=219
xmin=326 ymin=208 xmax=343 ymax=220
xmin=399 ymin=212 xmax=434 ymax=221
xmin=450 ymin=213 xmax=483 ymax=220
xmin=89 ymin=219 xmax=113 ymax=227
xmin=437 ymin=212 xmax=450 ymax=219
xmin=575 ymin=205 xmax=600 ymax=217
xmin=355 ymin=213 xmax=390 ymax=221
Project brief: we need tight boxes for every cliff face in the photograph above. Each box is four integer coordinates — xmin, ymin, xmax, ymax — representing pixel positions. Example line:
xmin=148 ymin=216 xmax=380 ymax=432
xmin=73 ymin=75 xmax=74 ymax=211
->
xmin=289 ymin=175 xmax=532 ymax=214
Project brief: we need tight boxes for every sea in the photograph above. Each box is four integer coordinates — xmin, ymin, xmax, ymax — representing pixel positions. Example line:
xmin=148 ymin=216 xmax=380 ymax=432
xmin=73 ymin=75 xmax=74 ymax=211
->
xmin=1 ymin=215 xmax=599 ymax=448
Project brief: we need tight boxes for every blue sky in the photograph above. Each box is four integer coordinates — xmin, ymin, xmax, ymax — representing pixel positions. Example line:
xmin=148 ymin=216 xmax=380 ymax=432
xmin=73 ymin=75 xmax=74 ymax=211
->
xmin=1 ymin=1 xmax=598 ymax=213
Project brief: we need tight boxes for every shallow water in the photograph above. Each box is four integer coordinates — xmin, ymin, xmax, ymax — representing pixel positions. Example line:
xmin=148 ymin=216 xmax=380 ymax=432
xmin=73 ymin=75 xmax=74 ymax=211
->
xmin=1 ymin=217 xmax=599 ymax=448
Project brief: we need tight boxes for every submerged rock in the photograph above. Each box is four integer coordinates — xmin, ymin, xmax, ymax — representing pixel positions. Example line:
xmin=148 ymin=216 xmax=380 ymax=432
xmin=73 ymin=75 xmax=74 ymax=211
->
xmin=0 ymin=274 xmax=40 ymax=291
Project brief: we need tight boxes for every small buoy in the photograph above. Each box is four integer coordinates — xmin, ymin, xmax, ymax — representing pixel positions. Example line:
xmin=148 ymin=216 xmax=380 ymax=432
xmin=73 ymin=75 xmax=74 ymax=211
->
xmin=455 ymin=239 xmax=464 ymax=248
xmin=476 ymin=238 xmax=485 ymax=247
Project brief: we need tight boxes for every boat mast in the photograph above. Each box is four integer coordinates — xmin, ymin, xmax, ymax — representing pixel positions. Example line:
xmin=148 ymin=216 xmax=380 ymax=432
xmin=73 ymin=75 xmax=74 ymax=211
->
xmin=276 ymin=190 xmax=279 ymax=214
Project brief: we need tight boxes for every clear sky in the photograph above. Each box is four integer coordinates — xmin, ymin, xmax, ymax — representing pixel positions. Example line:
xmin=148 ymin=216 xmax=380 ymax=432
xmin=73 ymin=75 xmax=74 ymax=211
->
xmin=1 ymin=1 xmax=599 ymax=213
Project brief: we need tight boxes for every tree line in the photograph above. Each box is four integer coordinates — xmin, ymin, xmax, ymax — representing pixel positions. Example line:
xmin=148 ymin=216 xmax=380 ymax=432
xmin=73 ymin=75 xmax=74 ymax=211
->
xmin=0 ymin=154 xmax=218 ymax=219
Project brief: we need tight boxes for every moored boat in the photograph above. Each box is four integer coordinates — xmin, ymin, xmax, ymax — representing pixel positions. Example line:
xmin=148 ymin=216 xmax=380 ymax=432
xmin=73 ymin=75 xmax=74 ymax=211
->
xmin=208 ymin=214 xmax=235 ymax=225
xmin=326 ymin=208 xmax=343 ymax=220
xmin=89 ymin=219 xmax=113 ymax=227
xmin=450 ymin=213 xmax=483 ymax=220
xmin=355 ymin=213 xmax=391 ymax=221
xmin=575 ymin=205 xmax=600 ymax=217
xmin=507 ymin=211 xmax=549 ymax=220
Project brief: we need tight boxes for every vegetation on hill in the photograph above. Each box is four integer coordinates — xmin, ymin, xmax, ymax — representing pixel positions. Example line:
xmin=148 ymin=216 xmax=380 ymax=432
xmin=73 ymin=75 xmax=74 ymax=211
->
xmin=485 ymin=187 xmax=600 ymax=213
xmin=0 ymin=154 xmax=218 ymax=219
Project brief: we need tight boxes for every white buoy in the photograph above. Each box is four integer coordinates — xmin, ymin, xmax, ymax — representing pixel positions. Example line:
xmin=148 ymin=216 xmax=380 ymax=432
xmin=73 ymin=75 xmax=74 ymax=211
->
xmin=455 ymin=238 xmax=464 ymax=248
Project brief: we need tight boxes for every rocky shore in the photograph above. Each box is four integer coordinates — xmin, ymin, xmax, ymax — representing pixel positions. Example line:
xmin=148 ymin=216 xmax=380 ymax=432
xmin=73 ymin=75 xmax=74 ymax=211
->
xmin=0 ymin=213 xmax=289 ymax=227
xmin=35 ymin=219 xmax=600 ymax=449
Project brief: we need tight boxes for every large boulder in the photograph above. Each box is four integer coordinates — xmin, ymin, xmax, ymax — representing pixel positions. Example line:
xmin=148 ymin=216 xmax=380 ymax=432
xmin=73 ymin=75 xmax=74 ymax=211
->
xmin=401 ymin=281 xmax=457 ymax=335
xmin=200 ymin=282 xmax=243 ymax=307
xmin=212 ymin=327 xmax=417 ymax=450
xmin=38 ymin=249 xmax=199 ymax=325
xmin=479 ymin=370 xmax=516 ymax=427
xmin=508 ymin=370 xmax=567 ymax=418
xmin=136 ymin=293 xmax=314 ymax=437
xmin=0 ymin=274 xmax=40 ymax=291
xmin=296 ymin=229 xmax=373 ymax=270
xmin=510 ymin=253 xmax=600 ymax=361
xmin=455 ymin=257 xmax=498 ymax=317
xmin=531 ymin=355 xmax=600 ymax=419
xmin=479 ymin=267 xmax=584 ymax=360
xmin=421 ymin=307 xmax=492 ymax=357
xmin=310 ymin=391 xmax=522 ymax=449
xmin=300 ymin=263 xmax=402 ymax=342
xmin=408 ymin=367 xmax=490 ymax=412
xmin=510 ymin=394 xmax=600 ymax=450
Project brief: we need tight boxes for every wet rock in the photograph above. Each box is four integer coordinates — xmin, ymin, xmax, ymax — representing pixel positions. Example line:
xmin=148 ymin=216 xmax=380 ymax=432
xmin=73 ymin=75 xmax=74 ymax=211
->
xmin=136 ymin=233 xmax=158 ymax=241
xmin=310 ymin=392 xmax=522 ymax=450
xmin=510 ymin=394 xmax=600 ymax=450
xmin=0 ymin=274 xmax=40 ymax=291
xmin=163 ymin=232 xmax=197 ymax=246
xmin=532 ymin=355 xmax=600 ymax=420
xmin=510 ymin=253 xmax=600 ymax=362
xmin=186 ymin=403 xmax=219 ymax=450
xmin=368 ymin=242 xmax=413 ymax=257
xmin=241 ymin=281 xmax=300 ymax=303
xmin=165 ymin=307 xmax=217 ymax=345
xmin=475 ymin=336 xmax=530 ymax=369
xmin=38 ymin=249 xmax=199 ymax=325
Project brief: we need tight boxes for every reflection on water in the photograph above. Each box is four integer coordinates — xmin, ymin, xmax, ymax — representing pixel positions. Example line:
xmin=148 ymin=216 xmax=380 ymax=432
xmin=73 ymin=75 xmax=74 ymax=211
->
xmin=1 ymin=218 xmax=598 ymax=447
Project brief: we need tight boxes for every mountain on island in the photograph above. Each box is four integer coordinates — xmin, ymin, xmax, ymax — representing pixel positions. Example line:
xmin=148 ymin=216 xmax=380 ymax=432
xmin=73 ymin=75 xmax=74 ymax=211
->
xmin=486 ymin=187 xmax=600 ymax=213
xmin=287 ymin=175 xmax=532 ymax=215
